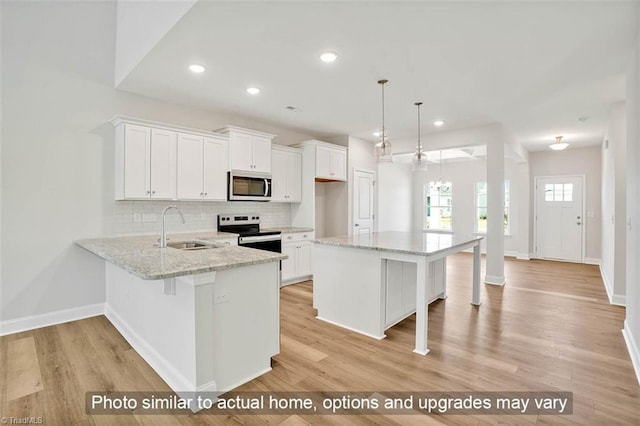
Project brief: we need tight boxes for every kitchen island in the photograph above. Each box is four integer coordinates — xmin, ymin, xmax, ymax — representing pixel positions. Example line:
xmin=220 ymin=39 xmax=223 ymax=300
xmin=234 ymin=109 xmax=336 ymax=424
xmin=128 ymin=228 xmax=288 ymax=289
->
xmin=76 ymin=232 xmax=286 ymax=409
xmin=313 ymin=231 xmax=483 ymax=355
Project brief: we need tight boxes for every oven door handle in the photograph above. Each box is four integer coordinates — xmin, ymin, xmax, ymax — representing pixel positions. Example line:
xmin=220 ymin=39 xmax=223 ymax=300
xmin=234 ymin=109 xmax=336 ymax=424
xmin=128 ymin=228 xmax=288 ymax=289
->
xmin=239 ymin=235 xmax=281 ymax=244
xmin=264 ymin=179 xmax=270 ymax=197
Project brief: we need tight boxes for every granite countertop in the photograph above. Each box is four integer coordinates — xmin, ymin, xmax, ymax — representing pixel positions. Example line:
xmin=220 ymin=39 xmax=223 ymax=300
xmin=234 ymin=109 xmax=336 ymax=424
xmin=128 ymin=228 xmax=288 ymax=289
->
xmin=76 ymin=232 xmax=286 ymax=280
xmin=314 ymin=231 xmax=483 ymax=256
xmin=262 ymin=227 xmax=314 ymax=234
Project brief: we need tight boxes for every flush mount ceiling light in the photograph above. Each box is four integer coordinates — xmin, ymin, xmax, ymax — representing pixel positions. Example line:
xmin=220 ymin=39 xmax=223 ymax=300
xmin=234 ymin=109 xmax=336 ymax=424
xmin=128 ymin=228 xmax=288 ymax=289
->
xmin=433 ymin=120 xmax=445 ymax=127
xmin=412 ymin=102 xmax=428 ymax=172
xmin=374 ymin=79 xmax=393 ymax=162
xmin=246 ymin=87 xmax=260 ymax=95
xmin=188 ymin=64 xmax=205 ymax=73
xmin=550 ymin=135 xmax=569 ymax=151
xmin=320 ymin=52 xmax=338 ymax=63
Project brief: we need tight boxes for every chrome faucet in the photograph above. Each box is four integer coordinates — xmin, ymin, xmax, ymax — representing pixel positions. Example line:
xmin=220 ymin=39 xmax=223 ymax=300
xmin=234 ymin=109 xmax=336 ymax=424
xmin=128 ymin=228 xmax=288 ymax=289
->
xmin=160 ymin=205 xmax=185 ymax=248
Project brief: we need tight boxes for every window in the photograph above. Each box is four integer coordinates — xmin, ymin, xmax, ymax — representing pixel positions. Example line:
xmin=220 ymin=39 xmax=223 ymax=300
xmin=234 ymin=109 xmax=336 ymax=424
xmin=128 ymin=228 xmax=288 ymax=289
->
xmin=424 ymin=181 xmax=453 ymax=231
xmin=544 ymin=183 xmax=573 ymax=202
xmin=475 ymin=180 xmax=510 ymax=234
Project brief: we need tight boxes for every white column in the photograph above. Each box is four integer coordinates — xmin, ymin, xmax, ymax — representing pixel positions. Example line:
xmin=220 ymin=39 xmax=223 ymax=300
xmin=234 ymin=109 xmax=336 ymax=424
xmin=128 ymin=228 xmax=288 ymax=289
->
xmin=485 ymin=139 xmax=505 ymax=285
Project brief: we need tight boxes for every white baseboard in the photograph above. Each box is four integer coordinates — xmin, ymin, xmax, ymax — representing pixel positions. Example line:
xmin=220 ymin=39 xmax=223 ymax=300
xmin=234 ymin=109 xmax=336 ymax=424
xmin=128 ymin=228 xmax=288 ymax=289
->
xmin=516 ymin=252 xmax=531 ymax=260
xmin=585 ymin=257 xmax=601 ymax=265
xmin=315 ymin=315 xmax=386 ymax=340
xmin=484 ymin=274 xmax=506 ymax=286
xmin=599 ymin=264 xmax=626 ymax=307
xmin=504 ymin=251 xmax=518 ymax=258
xmin=0 ymin=303 xmax=105 ymax=336
xmin=622 ymin=321 xmax=640 ymax=386
xmin=105 ymin=305 xmax=194 ymax=392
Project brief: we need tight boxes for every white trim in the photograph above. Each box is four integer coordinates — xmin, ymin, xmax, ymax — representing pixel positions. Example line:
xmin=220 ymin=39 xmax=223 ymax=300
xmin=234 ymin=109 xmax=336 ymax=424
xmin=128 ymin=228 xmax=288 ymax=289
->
xmin=0 ymin=303 xmax=105 ymax=336
xmin=484 ymin=274 xmax=506 ymax=286
xmin=533 ymin=174 xmax=586 ymax=263
xmin=516 ymin=253 xmax=531 ymax=260
xmin=504 ymin=250 xmax=518 ymax=258
xmin=105 ymin=305 xmax=195 ymax=392
xmin=599 ymin=263 xmax=626 ymax=306
xmin=315 ymin=315 xmax=386 ymax=340
xmin=584 ymin=257 xmax=601 ymax=265
xmin=622 ymin=321 xmax=640 ymax=386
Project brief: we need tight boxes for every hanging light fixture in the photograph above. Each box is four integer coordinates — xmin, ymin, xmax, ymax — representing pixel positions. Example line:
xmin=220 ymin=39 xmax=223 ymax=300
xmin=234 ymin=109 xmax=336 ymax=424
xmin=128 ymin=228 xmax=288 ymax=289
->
xmin=374 ymin=79 xmax=393 ymax=162
xmin=549 ymin=135 xmax=569 ymax=151
xmin=436 ymin=150 xmax=450 ymax=192
xmin=412 ymin=102 xmax=428 ymax=171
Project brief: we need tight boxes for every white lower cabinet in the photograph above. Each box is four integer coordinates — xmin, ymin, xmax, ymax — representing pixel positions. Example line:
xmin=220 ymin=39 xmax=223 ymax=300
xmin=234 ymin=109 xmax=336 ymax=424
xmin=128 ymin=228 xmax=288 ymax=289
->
xmin=281 ymin=232 xmax=314 ymax=285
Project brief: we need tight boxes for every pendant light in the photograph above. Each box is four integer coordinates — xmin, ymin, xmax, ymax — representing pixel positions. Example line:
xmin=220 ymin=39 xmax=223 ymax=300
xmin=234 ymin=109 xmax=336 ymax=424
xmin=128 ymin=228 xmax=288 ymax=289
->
xmin=374 ymin=79 xmax=393 ymax=162
xmin=412 ymin=102 xmax=428 ymax=171
xmin=549 ymin=135 xmax=569 ymax=151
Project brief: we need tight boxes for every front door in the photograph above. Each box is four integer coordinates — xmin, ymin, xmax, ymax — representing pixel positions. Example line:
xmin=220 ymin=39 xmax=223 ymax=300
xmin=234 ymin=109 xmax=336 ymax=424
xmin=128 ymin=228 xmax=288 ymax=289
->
xmin=535 ymin=176 xmax=584 ymax=262
xmin=353 ymin=170 xmax=375 ymax=235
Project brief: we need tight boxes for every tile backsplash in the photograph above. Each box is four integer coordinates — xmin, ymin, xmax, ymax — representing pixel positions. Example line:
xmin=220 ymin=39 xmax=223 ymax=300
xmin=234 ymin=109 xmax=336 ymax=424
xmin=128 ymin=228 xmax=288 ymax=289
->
xmin=114 ymin=201 xmax=291 ymax=236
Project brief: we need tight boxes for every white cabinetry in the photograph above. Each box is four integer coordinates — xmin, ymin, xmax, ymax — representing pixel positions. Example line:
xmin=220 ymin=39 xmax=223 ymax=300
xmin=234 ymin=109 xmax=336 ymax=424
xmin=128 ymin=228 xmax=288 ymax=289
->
xmin=271 ymin=145 xmax=302 ymax=202
xmin=114 ymin=121 xmax=177 ymax=200
xmin=316 ymin=145 xmax=347 ymax=181
xmin=281 ymin=231 xmax=314 ymax=285
xmin=218 ymin=126 xmax=276 ymax=173
xmin=176 ymin=133 xmax=228 ymax=201
xmin=111 ymin=116 xmax=231 ymax=202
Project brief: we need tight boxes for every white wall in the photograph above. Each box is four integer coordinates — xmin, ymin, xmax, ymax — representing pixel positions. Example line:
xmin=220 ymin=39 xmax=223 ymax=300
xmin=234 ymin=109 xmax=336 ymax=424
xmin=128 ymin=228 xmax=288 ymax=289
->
xmin=602 ymin=102 xmax=627 ymax=304
xmin=0 ymin=1 xmax=314 ymax=325
xmin=623 ymin=3 xmax=640 ymax=385
xmin=529 ymin=147 xmax=602 ymax=262
xmin=378 ymin=163 xmax=412 ymax=232
xmin=115 ymin=0 xmax=197 ymax=86
xmin=411 ymin=157 xmax=526 ymax=256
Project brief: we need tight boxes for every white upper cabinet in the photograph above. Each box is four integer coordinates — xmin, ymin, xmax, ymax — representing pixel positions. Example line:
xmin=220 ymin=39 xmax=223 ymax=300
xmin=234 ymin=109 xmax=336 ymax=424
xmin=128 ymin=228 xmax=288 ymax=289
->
xmin=271 ymin=145 xmax=302 ymax=202
xmin=202 ymin=136 xmax=228 ymax=201
xmin=176 ymin=133 xmax=204 ymax=200
xmin=115 ymin=122 xmax=177 ymax=200
xmin=218 ymin=126 xmax=276 ymax=173
xmin=315 ymin=144 xmax=347 ymax=181
xmin=112 ymin=116 xmax=229 ymax=201
xmin=176 ymin=133 xmax=228 ymax=201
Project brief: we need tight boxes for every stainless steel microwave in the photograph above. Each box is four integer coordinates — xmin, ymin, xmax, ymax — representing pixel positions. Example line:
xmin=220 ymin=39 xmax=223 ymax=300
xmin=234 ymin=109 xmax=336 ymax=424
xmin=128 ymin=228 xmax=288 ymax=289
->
xmin=228 ymin=170 xmax=272 ymax=201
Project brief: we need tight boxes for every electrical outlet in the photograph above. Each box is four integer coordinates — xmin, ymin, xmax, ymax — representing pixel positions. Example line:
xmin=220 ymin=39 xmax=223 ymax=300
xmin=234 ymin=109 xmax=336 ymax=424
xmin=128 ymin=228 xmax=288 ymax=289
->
xmin=133 ymin=213 xmax=142 ymax=223
xmin=213 ymin=290 xmax=230 ymax=304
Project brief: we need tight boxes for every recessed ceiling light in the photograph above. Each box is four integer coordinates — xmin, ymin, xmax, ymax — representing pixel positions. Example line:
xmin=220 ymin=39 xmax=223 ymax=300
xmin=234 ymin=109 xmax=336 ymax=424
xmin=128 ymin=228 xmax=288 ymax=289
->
xmin=320 ymin=52 xmax=338 ymax=63
xmin=246 ymin=87 xmax=260 ymax=95
xmin=189 ymin=64 xmax=205 ymax=73
xmin=373 ymin=131 xmax=381 ymax=137
xmin=434 ymin=120 xmax=445 ymax=127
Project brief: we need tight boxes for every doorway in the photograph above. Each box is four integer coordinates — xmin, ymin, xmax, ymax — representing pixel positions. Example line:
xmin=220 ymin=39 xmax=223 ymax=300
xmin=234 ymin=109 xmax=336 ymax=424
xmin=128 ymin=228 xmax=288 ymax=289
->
xmin=353 ymin=170 xmax=375 ymax=235
xmin=534 ymin=175 xmax=585 ymax=262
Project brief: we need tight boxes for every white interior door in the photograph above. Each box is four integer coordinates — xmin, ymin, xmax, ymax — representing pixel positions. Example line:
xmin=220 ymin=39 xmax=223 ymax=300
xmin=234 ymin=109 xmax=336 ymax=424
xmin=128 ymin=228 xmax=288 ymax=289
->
xmin=353 ymin=170 xmax=375 ymax=235
xmin=535 ymin=176 xmax=584 ymax=262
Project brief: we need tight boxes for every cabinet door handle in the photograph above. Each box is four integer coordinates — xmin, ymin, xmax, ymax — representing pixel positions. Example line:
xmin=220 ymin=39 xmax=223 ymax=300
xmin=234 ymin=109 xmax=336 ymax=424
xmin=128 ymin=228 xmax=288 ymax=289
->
xmin=200 ymin=192 xmax=203 ymax=196
xmin=204 ymin=192 xmax=208 ymax=196
xmin=146 ymin=190 xmax=151 ymax=195
xmin=151 ymin=190 xmax=156 ymax=195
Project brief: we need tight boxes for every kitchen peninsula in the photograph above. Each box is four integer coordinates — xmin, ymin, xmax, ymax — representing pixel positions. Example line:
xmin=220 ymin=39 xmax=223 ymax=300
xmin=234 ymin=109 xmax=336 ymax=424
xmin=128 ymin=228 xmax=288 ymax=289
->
xmin=313 ymin=231 xmax=483 ymax=355
xmin=76 ymin=232 xmax=286 ymax=408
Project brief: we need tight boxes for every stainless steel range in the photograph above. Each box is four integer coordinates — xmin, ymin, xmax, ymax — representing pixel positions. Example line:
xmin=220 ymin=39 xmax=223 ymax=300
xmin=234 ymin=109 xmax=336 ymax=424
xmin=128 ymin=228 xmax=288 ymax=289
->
xmin=217 ymin=214 xmax=282 ymax=253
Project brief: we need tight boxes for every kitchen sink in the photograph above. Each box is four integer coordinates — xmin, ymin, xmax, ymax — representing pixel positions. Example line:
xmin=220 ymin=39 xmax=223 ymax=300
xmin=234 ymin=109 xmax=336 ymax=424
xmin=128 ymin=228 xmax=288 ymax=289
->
xmin=166 ymin=241 xmax=221 ymax=250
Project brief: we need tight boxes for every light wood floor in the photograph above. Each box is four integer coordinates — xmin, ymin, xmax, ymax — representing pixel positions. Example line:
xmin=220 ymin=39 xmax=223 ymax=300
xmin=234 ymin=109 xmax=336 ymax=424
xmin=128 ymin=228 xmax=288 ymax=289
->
xmin=1 ymin=255 xmax=639 ymax=425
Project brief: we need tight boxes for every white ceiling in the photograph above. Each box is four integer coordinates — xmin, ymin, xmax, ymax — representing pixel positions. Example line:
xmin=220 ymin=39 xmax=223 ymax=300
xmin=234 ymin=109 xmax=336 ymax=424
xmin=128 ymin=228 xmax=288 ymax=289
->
xmin=118 ymin=1 xmax=637 ymax=153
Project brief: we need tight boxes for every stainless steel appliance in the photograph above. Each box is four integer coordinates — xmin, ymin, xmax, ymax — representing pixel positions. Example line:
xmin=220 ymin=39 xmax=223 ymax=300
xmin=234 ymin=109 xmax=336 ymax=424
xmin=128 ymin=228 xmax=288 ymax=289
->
xmin=217 ymin=214 xmax=281 ymax=253
xmin=228 ymin=170 xmax=272 ymax=201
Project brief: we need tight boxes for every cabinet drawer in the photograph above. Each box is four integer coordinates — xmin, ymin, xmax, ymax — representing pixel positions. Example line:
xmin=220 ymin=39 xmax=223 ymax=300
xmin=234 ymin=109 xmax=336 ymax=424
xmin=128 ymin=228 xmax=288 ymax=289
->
xmin=282 ymin=232 xmax=314 ymax=243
